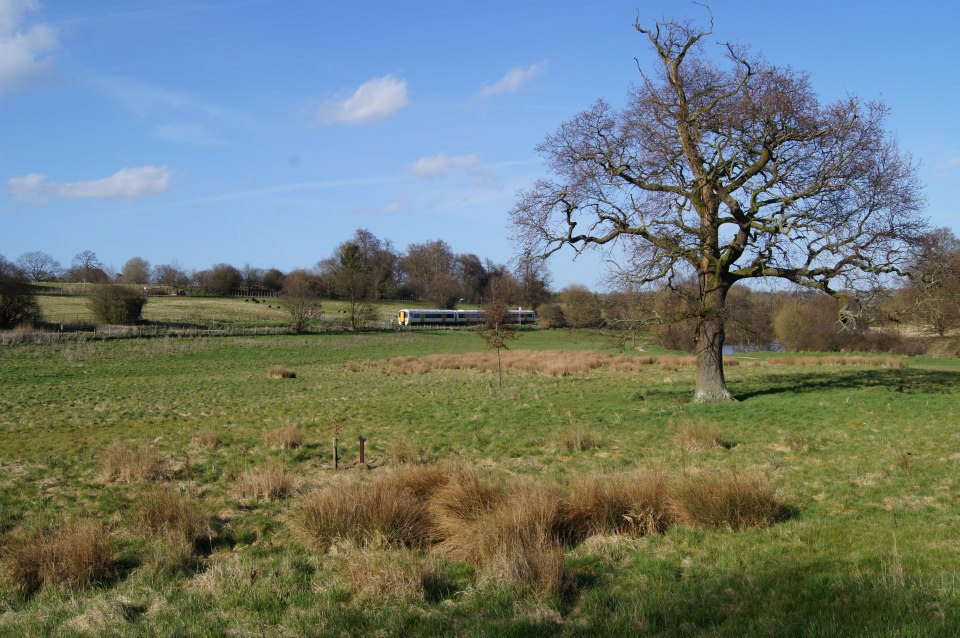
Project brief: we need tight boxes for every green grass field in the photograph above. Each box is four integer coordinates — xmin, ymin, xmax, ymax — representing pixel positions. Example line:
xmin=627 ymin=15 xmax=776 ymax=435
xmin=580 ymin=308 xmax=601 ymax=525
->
xmin=1 ymin=329 xmax=958 ymax=636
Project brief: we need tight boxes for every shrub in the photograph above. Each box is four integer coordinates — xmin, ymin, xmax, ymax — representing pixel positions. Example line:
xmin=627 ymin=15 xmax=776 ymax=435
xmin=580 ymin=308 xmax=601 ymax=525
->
xmin=0 ymin=256 xmax=43 ymax=329
xmin=87 ymin=285 xmax=146 ymax=325
xmin=100 ymin=443 xmax=163 ymax=482
xmin=3 ymin=519 xmax=114 ymax=591
xmin=535 ymin=303 xmax=566 ymax=329
xmin=236 ymin=461 xmax=294 ymax=501
xmin=559 ymin=285 xmax=604 ymax=328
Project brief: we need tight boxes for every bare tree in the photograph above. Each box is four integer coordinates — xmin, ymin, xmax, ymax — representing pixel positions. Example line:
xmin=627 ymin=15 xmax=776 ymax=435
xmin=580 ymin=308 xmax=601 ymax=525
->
xmin=908 ymin=228 xmax=960 ymax=336
xmin=475 ymin=298 xmax=518 ymax=389
xmin=511 ymin=14 xmax=925 ymax=402
xmin=69 ymin=250 xmax=106 ymax=284
xmin=16 ymin=251 xmax=62 ymax=282
xmin=280 ymin=270 xmax=323 ymax=332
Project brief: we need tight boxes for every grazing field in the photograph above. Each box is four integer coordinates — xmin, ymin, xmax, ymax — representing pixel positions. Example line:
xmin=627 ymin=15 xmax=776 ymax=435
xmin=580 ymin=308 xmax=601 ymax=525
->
xmin=35 ymin=294 xmax=454 ymax=327
xmin=1 ymin=329 xmax=959 ymax=636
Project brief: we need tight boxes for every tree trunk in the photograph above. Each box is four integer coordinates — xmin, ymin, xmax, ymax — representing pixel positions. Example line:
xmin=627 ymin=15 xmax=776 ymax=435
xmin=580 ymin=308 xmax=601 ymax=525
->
xmin=694 ymin=282 xmax=735 ymax=403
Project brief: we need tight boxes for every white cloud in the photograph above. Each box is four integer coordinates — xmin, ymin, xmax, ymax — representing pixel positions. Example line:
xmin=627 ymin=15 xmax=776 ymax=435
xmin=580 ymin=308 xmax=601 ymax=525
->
xmin=8 ymin=166 xmax=173 ymax=203
xmin=409 ymin=152 xmax=479 ymax=178
xmin=0 ymin=0 xmax=57 ymax=94
xmin=477 ymin=62 xmax=546 ymax=99
xmin=316 ymin=75 xmax=409 ymax=125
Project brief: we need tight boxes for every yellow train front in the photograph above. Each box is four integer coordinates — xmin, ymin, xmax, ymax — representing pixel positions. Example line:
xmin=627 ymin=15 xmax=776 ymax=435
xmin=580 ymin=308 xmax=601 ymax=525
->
xmin=397 ymin=309 xmax=536 ymax=326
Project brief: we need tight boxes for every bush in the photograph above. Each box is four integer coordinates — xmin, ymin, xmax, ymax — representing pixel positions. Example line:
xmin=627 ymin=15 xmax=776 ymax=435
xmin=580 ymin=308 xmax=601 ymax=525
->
xmin=535 ymin=302 xmax=566 ymax=328
xmin=0 ymin=256 xmax=43 ymax=328
xmin=559 ymin=285 xmax=604 ymax=328
xmin=87 ymin=285 xmax=147 ymax=325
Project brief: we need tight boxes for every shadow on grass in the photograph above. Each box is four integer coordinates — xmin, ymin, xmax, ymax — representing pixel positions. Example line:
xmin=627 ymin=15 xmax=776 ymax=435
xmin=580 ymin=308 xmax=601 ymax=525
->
xmin=735 ymin=368 xmax=960 ymax=401
xmin=564 ymin=557 xmax=959 ymax=637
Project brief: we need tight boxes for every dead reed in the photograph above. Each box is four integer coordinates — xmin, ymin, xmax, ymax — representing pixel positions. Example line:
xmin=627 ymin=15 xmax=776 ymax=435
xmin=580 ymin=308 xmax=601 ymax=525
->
xmin=672 ymin=419 xmax=723 ymax=453
xmin=264 ymin=426 xmax=305 ymax=450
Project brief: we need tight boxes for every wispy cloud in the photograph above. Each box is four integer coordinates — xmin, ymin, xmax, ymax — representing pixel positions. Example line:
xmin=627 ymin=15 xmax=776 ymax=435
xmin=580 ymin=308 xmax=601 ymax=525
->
xmin=934 ymin=157 xmax=960 ymax=177
xmin=8 ymin=166 xmax=173 ymax=203
xmin=476 ymin=62 xmax=546 ymax=99
xmin=315 ymin=74 xmax=409 ymax=125
xmin=0 ymin=0 xmax=57 ymax=95
xmin=409 ymin=151 xmax=501 ymax=189
xmin=409 ymin=152 xmax=479 ymax=178
xmin=89 ymin=74 xmax=232 ymax=120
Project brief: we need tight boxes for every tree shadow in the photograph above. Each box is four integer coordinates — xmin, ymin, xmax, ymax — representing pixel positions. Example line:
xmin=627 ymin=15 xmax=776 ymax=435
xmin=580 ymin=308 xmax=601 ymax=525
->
xmin=734 ymin=368 xmax=960 ymax=401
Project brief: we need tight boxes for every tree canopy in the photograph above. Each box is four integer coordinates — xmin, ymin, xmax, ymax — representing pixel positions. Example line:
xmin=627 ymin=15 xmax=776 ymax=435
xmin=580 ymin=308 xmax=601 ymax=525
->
xmin=511 ymin=14 xmax=925 ymax=402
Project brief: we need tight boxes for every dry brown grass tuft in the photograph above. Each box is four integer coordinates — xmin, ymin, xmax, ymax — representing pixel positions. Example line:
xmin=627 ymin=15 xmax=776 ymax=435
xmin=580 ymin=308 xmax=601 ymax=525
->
xmin=293 ymin=466 xmax=450 ymax=550
xmin=236 ymin=461 xmax=295 ymax=501
xmin=390 ymin=437 xmax=429 ymax=464
xmin=560 ymin=471 xmax=672 ymax=542
xmin=2 ymin=519 xmax=114 ymax=591
xmin=267 ymin=365 xmax=297 ymax=379
xmin=264 ymin=426 xmax=304 ymax=450
xmin=132 ymin=486 xmax=210 ymax=572
xmin=334 ymin=537 xmax=445 ymax=601
xmin=559 ymin=428 xmax=602 ymax=452
xmin=672 ymin=419 xmax=723 ymax=453
xmin=192 ymin=428 xmax=222 ymax=449
xmin=428 ymin=468 xmax=504 ymax=559
xmin=100 ymin=443 xmax=163 ymax=483
xmin=670 ymin=471 xmax=783 ymax=530
xmin=767 ymin=355 xmax=905 ymax=368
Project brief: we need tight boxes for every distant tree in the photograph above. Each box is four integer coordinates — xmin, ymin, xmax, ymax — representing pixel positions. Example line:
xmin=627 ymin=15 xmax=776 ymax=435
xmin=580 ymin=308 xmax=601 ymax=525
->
xmin=280 ymin=270 xmax=323 ymax=332
xmin=908 ymin=229 xmax=960 ymax=336
xmin=330 ymin=242 xmax=370 ymax=330
xmin=241 ymin=264 xmax=265 ymax=291
xmin=15 ymin=251 xmax=62 ymax=282
xmin=560 ymin=285 xmax=604 ymax=328
xmin=515 ymin=255 xmax=552 ymax=310
xmin=262 ymin=268 xmax=286 ymax=293
xmin=458 ymin=253 xmax=489 ymax=303
xmin=69 ymin=250 xmax=106 ymax=284
xmin=152 ymin=263 xmax=190 ymax=289
xmin=0 ymin=255 xmax=43 ymax=328
xmin=475 ymin=298 xmax=518 ymax=389
xmin=511 ymin=14 xmax=925 ymax=401
xmin=87 ymin=285 xmax=146 ymax=325
xmin=535 ymin=302 xmax=566 ymax=329
xmin=352 ymin=228 xmax=397 ymax=300
xmin=205 ymin=264 xmax=243 ymax=295
xmin=484 ymin=262 xmax=522 ymax=305
xmin=121 ymin=257 xmax=151 ymax=284
xmin=401 ymin=240 xmax=459 ymax=308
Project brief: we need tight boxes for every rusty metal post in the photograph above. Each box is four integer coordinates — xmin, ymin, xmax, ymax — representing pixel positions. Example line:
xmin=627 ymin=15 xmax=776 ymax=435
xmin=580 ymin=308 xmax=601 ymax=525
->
xmin=359 ymin=434 xmax=367 ymax=463
xmin=333 ymin=435 xmax=339 ymax=469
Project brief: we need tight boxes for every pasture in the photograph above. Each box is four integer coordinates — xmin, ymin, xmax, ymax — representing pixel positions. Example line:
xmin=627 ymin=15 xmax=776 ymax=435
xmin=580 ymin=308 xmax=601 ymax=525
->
xmin=1 ymin=329 xmax=959 ymax=636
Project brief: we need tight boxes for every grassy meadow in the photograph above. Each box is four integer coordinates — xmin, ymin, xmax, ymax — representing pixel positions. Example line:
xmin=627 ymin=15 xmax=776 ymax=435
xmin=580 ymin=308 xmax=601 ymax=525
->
xmin=1 ymin=327 xmax=959 ymax=636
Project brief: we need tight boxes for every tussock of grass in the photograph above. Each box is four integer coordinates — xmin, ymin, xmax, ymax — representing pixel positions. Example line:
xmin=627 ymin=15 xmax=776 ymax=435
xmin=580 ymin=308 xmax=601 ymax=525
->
xmin=428 ymin=468 xmax=504 ymax=557
xmin=670 ymin=471 xmax=783 ymax=530
xmin=2 ymin=519 xmax=114 ymax=591
xmin=100 ymin=443 xmax=163 ymax=483
xmin=293 ymin=466 xmax=450 ymax=550
xmin=264 ymin=426 xmax=304 ymax=450
xmin=192 ymin=429 xmax=222 ymax=449
xmin=560 ymin=471 xmax=672 ymax=542
xmin=236 ymin=461 xmax=295 ymax=501
xmin=333 ymin=536 xmax=447 ymax=601
xmin=672 ymin=419 xmax=723 ymax=453
xmin=390 ymin=438 xmax=428 ymax=464
xmin=132 ymin=486 xmax=210 ymax=573
xmin=559 ymin=427 xmax=602 ymax=452
xmin=267 ymin=365 xmax=297 ymax=379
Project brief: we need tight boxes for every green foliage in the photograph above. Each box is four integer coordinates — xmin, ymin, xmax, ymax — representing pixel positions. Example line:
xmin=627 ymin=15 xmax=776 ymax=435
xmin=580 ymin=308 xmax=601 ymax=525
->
xmin=87 ymin=285 xmax=147 ymax=325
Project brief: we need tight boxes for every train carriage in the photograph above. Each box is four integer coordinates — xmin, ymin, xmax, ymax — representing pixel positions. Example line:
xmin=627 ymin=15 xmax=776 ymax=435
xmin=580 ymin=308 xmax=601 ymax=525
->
xmin=397 ymin=308 xmax=536 ymax=326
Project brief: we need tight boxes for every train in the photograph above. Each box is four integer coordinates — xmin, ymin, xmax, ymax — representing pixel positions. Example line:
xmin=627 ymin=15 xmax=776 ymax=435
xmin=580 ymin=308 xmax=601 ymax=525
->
xmin=397 ymin=308 xmax=537 ymax=326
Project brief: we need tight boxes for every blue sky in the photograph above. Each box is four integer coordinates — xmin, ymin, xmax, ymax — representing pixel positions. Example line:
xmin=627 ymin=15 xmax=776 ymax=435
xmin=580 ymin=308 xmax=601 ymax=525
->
xmin=2 ymin=0 xmax=958 ymax=287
